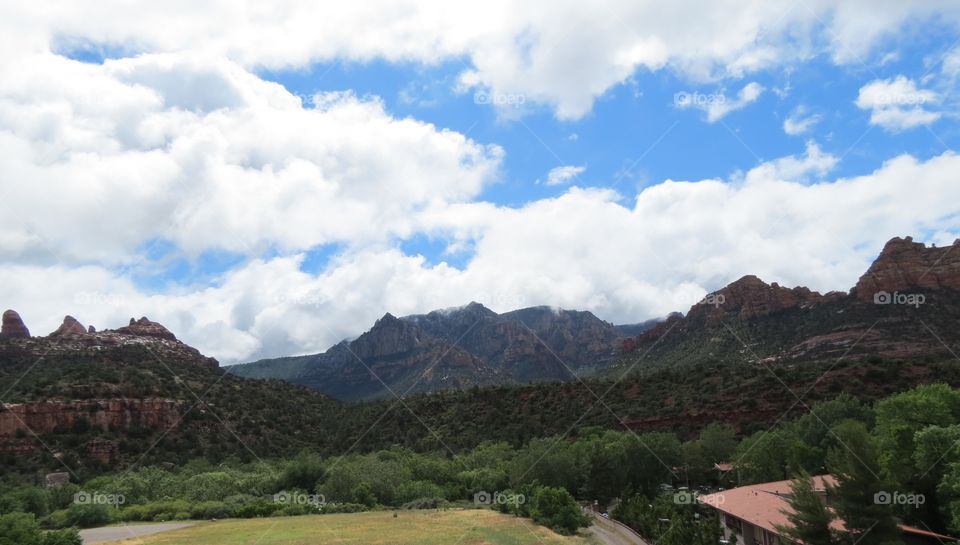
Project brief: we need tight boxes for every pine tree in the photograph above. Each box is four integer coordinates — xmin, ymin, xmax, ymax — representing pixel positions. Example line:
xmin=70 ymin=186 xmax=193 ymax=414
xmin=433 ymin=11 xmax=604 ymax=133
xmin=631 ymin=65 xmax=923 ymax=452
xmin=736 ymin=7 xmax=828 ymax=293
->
xmin=827 ymin=420 xmax=903 ymax=545
xmin=775 ymin=472 xmax=836 ymax=545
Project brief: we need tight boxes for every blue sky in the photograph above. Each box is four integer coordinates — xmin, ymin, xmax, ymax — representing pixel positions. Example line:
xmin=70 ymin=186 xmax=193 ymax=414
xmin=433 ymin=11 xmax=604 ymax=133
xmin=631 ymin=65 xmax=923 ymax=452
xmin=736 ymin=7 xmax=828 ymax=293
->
xmin=3 ymin=2 xmax=960 ymax=361
xmin=123 ymin=34 xmax=959 ymax=289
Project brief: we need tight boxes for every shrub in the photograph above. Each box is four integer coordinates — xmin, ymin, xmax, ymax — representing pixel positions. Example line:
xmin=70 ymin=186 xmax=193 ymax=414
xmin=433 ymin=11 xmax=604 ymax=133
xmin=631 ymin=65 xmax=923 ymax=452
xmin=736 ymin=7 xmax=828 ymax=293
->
xmin=64 ymin=504 xmax=113 ymax=528
xmin=401 ymin=497 xmax=448 ymax=510
xmin=320 ymin=502 xmax=368 ymax=514
xmin=0 ymin=512 xmax=81 ymax=545
xmin=189 ymin=501 xmax=232 ymax=520
xmin=529 ymin=486 xmax=590 ymax=536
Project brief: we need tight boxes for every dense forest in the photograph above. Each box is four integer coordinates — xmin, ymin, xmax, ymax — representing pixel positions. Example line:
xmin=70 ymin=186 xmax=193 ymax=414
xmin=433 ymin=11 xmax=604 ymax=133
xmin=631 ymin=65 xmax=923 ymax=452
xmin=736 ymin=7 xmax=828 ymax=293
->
xmin=5 ymin=384 xmax=960 ymax=544
xmin=4 ymin=346 xmax=960 ymax=478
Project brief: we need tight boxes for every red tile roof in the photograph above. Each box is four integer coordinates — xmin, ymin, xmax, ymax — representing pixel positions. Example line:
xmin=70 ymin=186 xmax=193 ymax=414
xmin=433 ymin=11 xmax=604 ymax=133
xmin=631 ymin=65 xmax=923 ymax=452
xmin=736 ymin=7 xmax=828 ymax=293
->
xmin=698 ymin=476 xmax=958 ymax=543
xmin=698 ymin=475 xmax=839 ymax=536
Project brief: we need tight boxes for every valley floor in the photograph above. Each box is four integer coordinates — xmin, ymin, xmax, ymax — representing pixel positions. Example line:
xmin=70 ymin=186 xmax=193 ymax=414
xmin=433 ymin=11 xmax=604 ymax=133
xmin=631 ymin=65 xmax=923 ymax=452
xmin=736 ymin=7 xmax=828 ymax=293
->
xmin=91 ymin=509 xmax=597 ymax=545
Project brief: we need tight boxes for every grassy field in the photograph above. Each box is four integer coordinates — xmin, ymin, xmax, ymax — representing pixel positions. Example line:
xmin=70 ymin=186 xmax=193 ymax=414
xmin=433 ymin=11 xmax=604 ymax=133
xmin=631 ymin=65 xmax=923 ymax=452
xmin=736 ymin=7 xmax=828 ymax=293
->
xmin=99 ymin=509 xmax=598 ymax=545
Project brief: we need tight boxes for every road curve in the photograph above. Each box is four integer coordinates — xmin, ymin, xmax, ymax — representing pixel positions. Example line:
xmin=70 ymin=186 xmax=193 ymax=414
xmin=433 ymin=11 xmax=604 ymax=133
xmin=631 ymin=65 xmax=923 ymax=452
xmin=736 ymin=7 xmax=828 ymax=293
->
xmin=80 ymin=522 xmax=195 ymax=544
xmin=588 ymin=513 xmax=650 ymax=545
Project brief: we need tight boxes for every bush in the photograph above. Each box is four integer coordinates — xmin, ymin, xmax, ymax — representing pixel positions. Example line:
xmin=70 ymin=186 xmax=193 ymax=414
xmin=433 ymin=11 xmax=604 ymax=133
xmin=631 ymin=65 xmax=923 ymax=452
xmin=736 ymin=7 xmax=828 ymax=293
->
xmin=319 ymin=502 xmax=368 ymax=514
xmin=40 ymin=529 xmax=81 ymax=545
xmin=189 ymin=501 xmax=232 ymax=520
xmin=39 ymin=510 xmax=69 ymax=530
xmin=401 ymin=497 xmax=448 ymax=510
xmin=232 ymin=499 xmax=279 ymax=519
xmin=529 ymin=486 xmax=590 ymax=536
xmin=118 ymin=500 xmax=191 ymax=522
xmin=0 ymin=512 xmax=81 ymax=545
xmin=64 ymin=504 xmax=113 ymax=528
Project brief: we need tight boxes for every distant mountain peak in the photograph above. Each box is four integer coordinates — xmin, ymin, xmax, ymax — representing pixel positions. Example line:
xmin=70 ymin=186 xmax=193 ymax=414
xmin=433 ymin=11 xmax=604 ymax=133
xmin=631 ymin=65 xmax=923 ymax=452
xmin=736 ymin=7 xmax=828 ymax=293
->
xmin=853 ymin=236 xmax=960 ymax=300
xmin=233 ymin=300 xmax=626 ymax=400
xmin=374 ymin=312 xmax=401 ymax=325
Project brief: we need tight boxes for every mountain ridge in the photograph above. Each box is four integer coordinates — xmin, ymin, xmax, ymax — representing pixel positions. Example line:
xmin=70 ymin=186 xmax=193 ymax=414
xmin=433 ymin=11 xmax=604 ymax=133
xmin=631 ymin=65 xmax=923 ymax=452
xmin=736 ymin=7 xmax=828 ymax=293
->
xmin=615 ymin=236 xmax=960 ymax=372
xmin=234 ymin=236 xmax=960 ymax=400
xmin=229 ymin=303 xmax=632 ymax=400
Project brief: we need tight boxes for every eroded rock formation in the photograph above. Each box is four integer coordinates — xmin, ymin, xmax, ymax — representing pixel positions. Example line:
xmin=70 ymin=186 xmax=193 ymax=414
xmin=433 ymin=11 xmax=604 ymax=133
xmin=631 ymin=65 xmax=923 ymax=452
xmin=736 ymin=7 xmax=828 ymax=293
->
xmin=853 ymin=236 xmax=960 ymax=301
xmin=1 ymin=310 xmax=29 ymax=339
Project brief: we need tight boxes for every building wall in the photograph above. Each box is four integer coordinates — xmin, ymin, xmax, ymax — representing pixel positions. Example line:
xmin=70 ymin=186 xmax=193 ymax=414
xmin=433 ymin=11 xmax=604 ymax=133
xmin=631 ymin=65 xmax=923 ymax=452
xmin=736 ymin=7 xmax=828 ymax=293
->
xmin=718 ymin=514 xmax=784 ymax=545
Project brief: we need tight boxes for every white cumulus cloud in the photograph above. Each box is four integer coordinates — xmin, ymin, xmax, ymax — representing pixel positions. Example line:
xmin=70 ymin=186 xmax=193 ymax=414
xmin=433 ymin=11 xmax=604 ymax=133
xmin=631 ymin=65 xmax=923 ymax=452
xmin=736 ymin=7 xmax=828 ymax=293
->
xmin=544 ymin=165 xmax=586 ymax=186
xmin=3 ymin=1 xmax=960 ymax=119
xmin=855 ymin=75 xmax=941 ymax=131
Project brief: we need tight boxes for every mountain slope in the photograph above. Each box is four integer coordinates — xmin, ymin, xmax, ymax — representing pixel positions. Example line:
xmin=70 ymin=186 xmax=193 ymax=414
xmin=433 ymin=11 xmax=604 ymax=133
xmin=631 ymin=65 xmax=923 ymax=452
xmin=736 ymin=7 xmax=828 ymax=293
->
xmin=0 ymin=313 xmax=358 ymax=477
xmin=613 ymin=236 xmax=960 ymax=374
xmin=230 ymin=303 xmax=627 ymax=400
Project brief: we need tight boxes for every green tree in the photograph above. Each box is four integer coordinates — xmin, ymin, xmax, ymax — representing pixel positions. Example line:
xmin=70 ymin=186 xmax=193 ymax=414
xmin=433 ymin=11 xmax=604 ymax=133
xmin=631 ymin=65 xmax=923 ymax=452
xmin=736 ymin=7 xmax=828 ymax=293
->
xmin=529 ymin=486 xmax=590 ymax=535
xmin=734 ymin=430 xmax=797 ymax=484
xmin=699 ymin=423 xmax=737 ymax=464
xmin=826 ymin=421 xmax=902 ymax=545
xmin=576 ymin=432 xmax=627 ymax=504
xmin=0 ymin=513 xmax=81 ymax=545
xmin=775 ymin=473 xmax=836 ymax=545
xmin=622 ymin=432 xmax=681 ymax=496
xmin=875 ymin=384 xmax=960 ymax=486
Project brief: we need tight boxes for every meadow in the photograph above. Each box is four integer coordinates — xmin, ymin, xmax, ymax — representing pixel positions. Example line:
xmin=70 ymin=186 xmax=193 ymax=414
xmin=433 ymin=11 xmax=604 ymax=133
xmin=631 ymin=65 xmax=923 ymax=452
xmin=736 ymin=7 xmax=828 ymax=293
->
xmin=98 ymin=510 xmax=598 ymax=545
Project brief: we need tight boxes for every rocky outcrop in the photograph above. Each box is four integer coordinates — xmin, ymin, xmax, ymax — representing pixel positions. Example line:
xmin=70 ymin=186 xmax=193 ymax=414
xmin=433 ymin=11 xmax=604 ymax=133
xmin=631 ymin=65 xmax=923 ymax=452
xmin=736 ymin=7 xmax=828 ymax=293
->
xmin=621 ymin=236 xmax=960 ymax=369
xmin=0 ymin=312 xmax=218 ymax=368
xmin=1 ymin=310 xmax=29 ymax=338
xmin=686 ymin=275 xmax=840 ymax=327
xmin=49 ymin=316 xmax=88 ymax=337
xmin=853 ymin=236 xmax=960 ymax=301
xmin=117 ymin=317 xmax=177 ymax=341
xmin=0 ymin=399 xmax=185 ymax=438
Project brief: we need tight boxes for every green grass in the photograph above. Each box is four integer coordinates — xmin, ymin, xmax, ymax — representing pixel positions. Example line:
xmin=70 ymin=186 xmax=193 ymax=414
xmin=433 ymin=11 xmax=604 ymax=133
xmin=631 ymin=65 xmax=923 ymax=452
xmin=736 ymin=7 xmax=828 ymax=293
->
xmin=100 ymin=509 xmax=598 ymax=545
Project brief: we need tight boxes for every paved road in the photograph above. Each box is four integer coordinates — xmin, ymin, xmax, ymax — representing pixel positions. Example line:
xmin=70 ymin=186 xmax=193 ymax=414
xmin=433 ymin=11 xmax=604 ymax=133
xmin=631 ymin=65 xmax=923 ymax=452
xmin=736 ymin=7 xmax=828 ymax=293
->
xmin=588 ymin=513 xmax=650 ymax=545
xmin=80 ymin=522 xmax=195 ymax=544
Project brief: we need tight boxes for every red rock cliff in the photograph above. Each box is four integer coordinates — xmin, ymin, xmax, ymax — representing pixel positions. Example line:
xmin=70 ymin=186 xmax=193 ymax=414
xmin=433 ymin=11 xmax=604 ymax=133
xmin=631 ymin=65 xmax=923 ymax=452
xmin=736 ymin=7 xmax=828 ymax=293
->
xmin=853 ymin=236 xmax=960 ymax=301
xmin=0 ymin=399 xmax=185 ymax=437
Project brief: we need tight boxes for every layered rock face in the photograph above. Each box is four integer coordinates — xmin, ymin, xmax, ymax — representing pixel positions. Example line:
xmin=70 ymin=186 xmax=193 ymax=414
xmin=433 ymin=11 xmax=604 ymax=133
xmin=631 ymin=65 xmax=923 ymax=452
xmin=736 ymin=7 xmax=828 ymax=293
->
xmin=853 ymin=236 xmax=960 ymax=301
xmin=0 ymin=399 xmax=185 ymax=437
xmin=1 ymin=310 xmax=29 ymax=338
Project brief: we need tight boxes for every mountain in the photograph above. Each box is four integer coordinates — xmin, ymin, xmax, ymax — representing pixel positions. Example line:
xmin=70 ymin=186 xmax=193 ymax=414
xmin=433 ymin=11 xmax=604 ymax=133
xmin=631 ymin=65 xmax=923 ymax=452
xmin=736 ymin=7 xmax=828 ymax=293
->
xmin=614 ymin=236 xmax=960 ymax=373
xmin=0 ymin=312 xmax=352 ymax=476
xmin=5 ymin=235 xmax=960 ymax=477
xmin=1 ymin=313 xmax=219 ymax=368
xmin=229 ymin=303 xmax=628 ymax=400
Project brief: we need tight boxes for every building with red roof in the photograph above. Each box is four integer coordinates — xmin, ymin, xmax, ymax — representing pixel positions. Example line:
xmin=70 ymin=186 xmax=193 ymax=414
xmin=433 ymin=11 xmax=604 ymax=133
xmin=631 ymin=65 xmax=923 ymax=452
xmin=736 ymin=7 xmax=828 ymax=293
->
xmin=697 ymin=475 xmax=957 ymax=545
